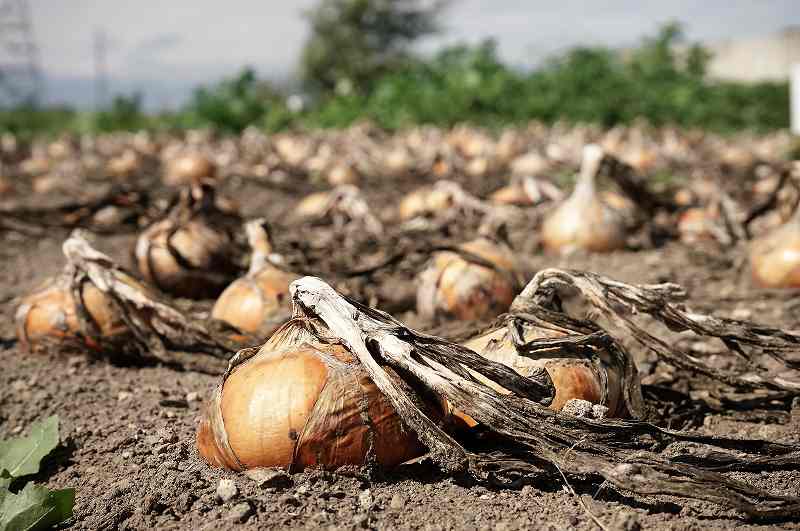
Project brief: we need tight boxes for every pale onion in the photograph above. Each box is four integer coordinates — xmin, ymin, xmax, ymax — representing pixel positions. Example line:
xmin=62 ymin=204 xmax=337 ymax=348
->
xmin=540 ymin=144 xmax=627 ymax=254
xmin=16 ymin=241 xmax=146 ymax=352
xmin=417 ymin=237 xmax=518 ymax=322
xmin=197 ymin=320 xmax=433 ymax=471
xmin=211 ymin=219 xmax=300 ymax=338
xmin=135 ymin=182 xmax=241 ymax=298
xmin=163 ymin=152 xmax=216 ymax=186
xmin=750 ymin=209 xmax=800 ymax=288
xmin=452 ymin=324 xmax=628 ymax=427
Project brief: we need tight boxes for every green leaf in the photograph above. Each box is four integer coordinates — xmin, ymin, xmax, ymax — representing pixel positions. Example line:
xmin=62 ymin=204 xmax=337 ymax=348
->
xmin=0 ymin=417 xmax=59 ymax=479
xmin=0 ymin=483 xmax=74 ymax=531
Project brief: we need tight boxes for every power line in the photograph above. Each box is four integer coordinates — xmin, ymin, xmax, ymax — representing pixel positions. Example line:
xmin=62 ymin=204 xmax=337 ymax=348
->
xmin=0 ymin=0 xmax=43 ymax=106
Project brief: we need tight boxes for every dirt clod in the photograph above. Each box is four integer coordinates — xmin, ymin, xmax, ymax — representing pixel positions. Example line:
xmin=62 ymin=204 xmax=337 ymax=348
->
xmin=216 ymin=478 xmax=238 ymax=503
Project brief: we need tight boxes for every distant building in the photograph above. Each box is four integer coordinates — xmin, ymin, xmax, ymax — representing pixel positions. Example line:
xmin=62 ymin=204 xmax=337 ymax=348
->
xmin=705 ymin=27 xmax=800 ymax=82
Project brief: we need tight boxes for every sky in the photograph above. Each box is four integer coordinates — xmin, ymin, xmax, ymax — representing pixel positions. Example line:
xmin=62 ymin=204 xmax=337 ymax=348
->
xmin=9 ymin=0 xmax=800 ymax=109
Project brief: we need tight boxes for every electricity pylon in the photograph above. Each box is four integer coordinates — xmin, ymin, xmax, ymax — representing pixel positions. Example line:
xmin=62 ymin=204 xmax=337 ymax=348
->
xmin=0 ymin=0 xmax=43 ymax=106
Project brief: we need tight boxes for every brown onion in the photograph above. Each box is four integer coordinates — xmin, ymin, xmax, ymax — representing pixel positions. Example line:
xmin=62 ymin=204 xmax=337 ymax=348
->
xmin=417 ymin=237 xmax=518 ymax=322
xmin=135 ymin=182 xmax=241 ymax=298
xmin=211 ymin=219 xmax=300 ymax=338
xmin=197 ymin=320 xmax=433 ymax=471
xmin=16 ymin=240 xmax=144 ymax=352
xmin=750 ymin=210 xmax=800 ymax=288
xmin=490 ymin=176 xmax=563 ymax=206
xmin=454 ymin=324 xmax=628 ymax=427
xmin=164 ymin=152 xmax=216 ymax=186
xmin=398 ymin=184 xmax=455 ymax=220
xmin=540 ymin=144 xmax=627 ymax=254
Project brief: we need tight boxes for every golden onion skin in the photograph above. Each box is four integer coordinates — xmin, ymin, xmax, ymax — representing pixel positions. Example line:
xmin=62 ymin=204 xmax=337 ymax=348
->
xmin=16 ymin=277 xmax=134 ymax=352
xmin=750 ymin=218 xmax=800 ymax=288
xmin=540 ymin=145 xmax=627 ymax=254
xmin=453 ymin=325 xmax=629 ymax=427
xmin=417 ymin=238 xmax=517 ymax=322
xmin=197 ymin=341 xmax=427 ymax=471
xmin=211 ymin=268 xmax=300 ymax=336
xmin=164 ymin=153 xmax=216 ymax=186
xmin=135 ymin=217 xmax=237 ymax=299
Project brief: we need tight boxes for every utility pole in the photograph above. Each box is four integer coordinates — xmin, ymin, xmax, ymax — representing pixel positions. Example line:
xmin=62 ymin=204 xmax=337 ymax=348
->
xmin=0 ymin=0 xmax=43 ymax=106
xmin=93 ymin=28 xmax=109 ymax=110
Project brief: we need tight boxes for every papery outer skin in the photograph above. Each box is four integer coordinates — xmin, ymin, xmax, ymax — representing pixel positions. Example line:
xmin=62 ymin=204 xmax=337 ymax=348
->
xmin=211 ymin=267 xmax=300 ymax=335
xmin=417 ymin=238 xmax=517 ymax=322
xmin=136 ymin=217 xmax=235 ymax=298
xmin=455 ymin=325 xmax=627 ymax=426
xmin=750 ymin=219 xmax=800 ymax=288
xmin=198 ymin=337 xmax=428 ymax=472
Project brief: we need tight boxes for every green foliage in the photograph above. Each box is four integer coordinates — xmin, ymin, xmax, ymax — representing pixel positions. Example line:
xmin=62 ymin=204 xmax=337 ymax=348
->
xmin=0 ymin=105 xmax=77 ymax=139
xmin=0 ymin=416 xmax=59 ymax=478
xmin=300 ymin=0 xmax=444 ymax=92
xmin=93 ymin=94 xmax=148 ymax=133
xmin=0 ymin=22 xmax=791 ymax=136
xmin=175 ymin=68 xmax=288 ymax=133
xmin=0 ymin=482 xmax=74 ymax=531
xmin=304 ymin=23 xmax=789 ymax=133
xmin=0 ymin=416 xmax=74 ymax=530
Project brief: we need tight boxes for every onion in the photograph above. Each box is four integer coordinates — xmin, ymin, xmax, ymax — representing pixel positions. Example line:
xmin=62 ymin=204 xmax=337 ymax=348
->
xmin=106 ymin=149 xmax=141 ymax=179
xmin=135 ymin=182 xmax=241 ymax=299
xmin=16 ymin=241 xmax=145 ymax=352
xmin=211 ymin=219 xmax=299 ymax=338
xmin=750 ymin=210 xmax=800 ymax=288
xmin=540 ymin=144 xmax=627 ymax=254
xmin=398 ymin=184 xmax=455 ymax=221
xmin=417 ymin=237 xmax=518 ymax=322
xmin=490 ymin=176 xmax=563 ymax=206
xmin=164 ymin=152 xmax=216 ymax=187
xmin=453 ymin=325 xmax=627 ymax=427
xmin=197 ymin=320 xmax=433 ymax=471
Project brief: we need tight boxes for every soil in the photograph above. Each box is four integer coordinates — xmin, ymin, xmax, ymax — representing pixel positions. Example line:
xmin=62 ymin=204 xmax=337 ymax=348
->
xmin=2 ymin=174 xmax=800 ymax=530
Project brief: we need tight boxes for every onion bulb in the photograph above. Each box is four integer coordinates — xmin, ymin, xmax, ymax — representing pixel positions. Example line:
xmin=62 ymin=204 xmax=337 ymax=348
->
xmin=417 ymin=237 xmax=518 ymax=322
xmin=540 ymin=144 xmax=627 ymax=254
xmin=197 ymin=320 xmax=433 ymax=471
xmin=454 ymin=324 xmax=629 ymax=426
xmin=164 ymin=152 xmax=216 ymax=186
xmin=16 ymin=238 xmax=147 ymax=352
xmin=490 ymin=176 xmax=563 ymax=206
xmin=211 ymin=219 xmax=299 ymax=338
xmin=135 ymin=182 xmax=241 ymax=299
xmin=398 ymin=184 xmax=455 ymax=221
xmin=106 ymin=149 xmax=141 ymax=179
xmin=750 ymin=210 xmax=800 ymax=288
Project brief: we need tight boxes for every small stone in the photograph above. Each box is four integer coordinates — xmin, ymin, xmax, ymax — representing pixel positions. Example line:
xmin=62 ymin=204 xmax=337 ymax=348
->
xmin=358 ymin=489 xmax=373 ymax=510
xmin=11 ymin=426 xmax=22 ymax=434
xmin=245 ymin=467 xmax=293 ymax=489
xmin=295 ymin=485 xmax=309 ymax=496
xmin=186 ymin=391 xmax=201 ymax=403
xmin=389 ymin=493 xmax=405 ymax=510
xmin=479 ymin=493 xmax=492 ymax=500
xmin=561 ymin=399 xmax=594 ymax=418
xmin=228 ymin=502 xmax=253 ymax=523
xmin=591 ymin=404 xmax=609 ymax=420
xmin=520 ymin=485 xmax=534 ymax=496
xmin=117 ymin=391 xmax=132 ymax=401
xmin=216 ymin=479 xmax=238 ymax=503
xmin=121 ymin=451 xmax=132 ymax=459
